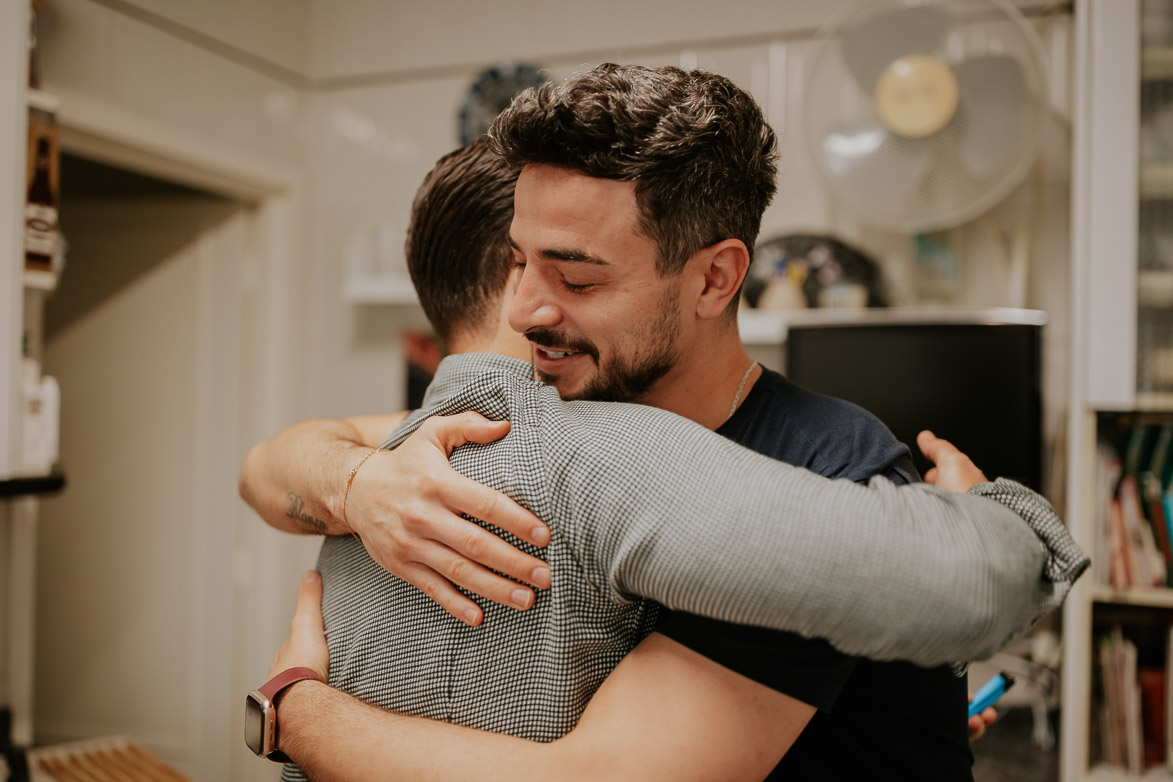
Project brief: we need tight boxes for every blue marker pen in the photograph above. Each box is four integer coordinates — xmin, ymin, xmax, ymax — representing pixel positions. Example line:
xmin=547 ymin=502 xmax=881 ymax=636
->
xmin=969 ymin=672 xmax=1015 ymax=718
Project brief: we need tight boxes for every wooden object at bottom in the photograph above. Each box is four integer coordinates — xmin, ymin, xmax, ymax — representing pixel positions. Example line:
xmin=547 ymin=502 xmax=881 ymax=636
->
xmin=28 ymin=736 xmax=188 ymax=782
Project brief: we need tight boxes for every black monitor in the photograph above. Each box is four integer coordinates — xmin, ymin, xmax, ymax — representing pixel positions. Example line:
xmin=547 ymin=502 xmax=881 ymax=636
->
xmin=783 ymin=313 xmax=1044 ymax=490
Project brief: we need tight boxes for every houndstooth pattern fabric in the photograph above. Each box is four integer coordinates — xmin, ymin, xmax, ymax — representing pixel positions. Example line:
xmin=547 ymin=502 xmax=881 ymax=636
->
xmin=969 ymin=478 xmax=1089 ymax=645
xmin=280 ymin=353 xmax=1087 ymax=781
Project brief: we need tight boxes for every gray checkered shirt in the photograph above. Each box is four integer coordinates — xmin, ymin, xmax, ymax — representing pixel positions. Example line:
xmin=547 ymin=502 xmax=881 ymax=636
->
xmin=280 ymin=353 xmax=1086 ymax=780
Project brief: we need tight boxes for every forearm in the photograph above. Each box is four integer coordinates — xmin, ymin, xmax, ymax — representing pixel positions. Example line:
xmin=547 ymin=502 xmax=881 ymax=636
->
xmin=278 ymin=635 xmax=791 ymax=782
xmin=239 ymin=415 xmax=404 ymax=536
xmin=279 ymin=681 xmax=557 ymax=782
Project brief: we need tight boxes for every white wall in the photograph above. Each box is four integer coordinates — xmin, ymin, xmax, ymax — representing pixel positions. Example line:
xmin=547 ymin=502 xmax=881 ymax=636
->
xmin=306 ymin=0 xmax=851 ymax=81
xmin=38 ymin=0 xmax=307 ymax=168
xmin=115 ymin=0 xmax=311 ymax=77
xmin=305 ymin=0 xmax=1054 ymax=81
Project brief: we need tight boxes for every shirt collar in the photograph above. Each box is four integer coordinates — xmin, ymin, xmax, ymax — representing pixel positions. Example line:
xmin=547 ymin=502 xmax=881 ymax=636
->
xmin=421 ymin=352 xmax=535 ymax=408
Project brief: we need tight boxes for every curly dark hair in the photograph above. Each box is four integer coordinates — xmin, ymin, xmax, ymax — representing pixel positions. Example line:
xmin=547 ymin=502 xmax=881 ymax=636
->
xmin=405 ymin=137 xmax=518 ymax=346
xmin=489 ymin=63 xmax=779 ymax=277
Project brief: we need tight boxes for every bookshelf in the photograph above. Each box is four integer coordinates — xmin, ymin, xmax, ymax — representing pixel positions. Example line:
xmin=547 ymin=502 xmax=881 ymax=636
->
xmin=1141 ymin=394 xmax=1173 ymax=413
xmin=23 ymin=267 xmax=55 ymax=291
xmin=1093 ymin=587 xmax=1173 ymax=611
xmin=1063 ymin=3 xmax=1173 ymax=780
xmin=1 ymin=0 xmax=42 ymax=756
xmin=342 ymin=274 xmax=797 ymax=345
xmin=1141 ymin=164 xmax=1173 ymax=200
xmin=1144 ymin=47 xmax=1173 ymax=82
xmin=1086 ymin=766 xmax=1173 ymax=781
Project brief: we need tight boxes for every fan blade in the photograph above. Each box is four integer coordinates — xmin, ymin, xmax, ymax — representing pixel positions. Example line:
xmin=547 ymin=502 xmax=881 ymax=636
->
xmin=954 ymin=55 xmax=1029 ymax=178
xmin=822 ymin=122 xmax=931 ymax=206
xmin=842 ymin=5 xmax=953 ymax=94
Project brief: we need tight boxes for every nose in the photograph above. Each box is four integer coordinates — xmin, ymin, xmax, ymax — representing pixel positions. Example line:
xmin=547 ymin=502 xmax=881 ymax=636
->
xmin=508 ymin=265 xmax=562 ymax=334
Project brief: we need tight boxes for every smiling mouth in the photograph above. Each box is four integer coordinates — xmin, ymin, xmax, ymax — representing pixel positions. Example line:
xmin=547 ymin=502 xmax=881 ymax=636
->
xmin=525 ymin=329 xmax=599 ymax=364
xmin=536 ymin=347 xmax=576 ymax=360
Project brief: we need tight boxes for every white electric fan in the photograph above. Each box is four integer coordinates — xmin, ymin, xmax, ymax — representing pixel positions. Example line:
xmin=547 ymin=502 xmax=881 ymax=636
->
xmin=803 ymin=0 xmax=1049 ymax=232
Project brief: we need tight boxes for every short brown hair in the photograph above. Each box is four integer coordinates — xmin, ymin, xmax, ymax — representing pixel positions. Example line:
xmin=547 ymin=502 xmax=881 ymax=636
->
xmin=489 ymin=63 xmax=778 ymax=276
xmin=405 ymin=138 xmax=518 ymax=346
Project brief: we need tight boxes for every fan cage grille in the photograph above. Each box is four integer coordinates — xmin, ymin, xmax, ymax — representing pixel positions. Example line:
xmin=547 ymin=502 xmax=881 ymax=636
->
xmin=803 ymin=0 xmax=1049 ymax=232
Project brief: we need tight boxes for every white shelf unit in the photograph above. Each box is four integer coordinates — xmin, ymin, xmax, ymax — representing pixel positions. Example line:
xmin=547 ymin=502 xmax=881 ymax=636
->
xmin=27 ymin=87 xmax=58 ymax=116
xmin=1091 ymin=586 xmax=1173 ymax=610
xmin=1143 ymin=47 xmax=1173 ymax=82
xmin=1086 ymin=766 xmax=1173 ymax=782
xmin=22 ymin=268 xmax=55 ymax=291
xmin=1141 ymin=164 xmax=1173 ymax=200
xmin=341 ymin=269 xmax=1050 ymax=358
xmin=341 ymin=274 xmax=793 ymax=341
xmin=739 ymin=306 xmax=1047 ymax=344
xmin=1137 ymin=393 xmax=1173 ymax=412
xmin=738 ymin=309 xmax=788 ymax=345
xmin=1063 ymin=2 xmax=1173 ymax=780
xmin=1 ymin=0 xmax=48 ymax=755
xmin=1139 ymin=270 xmax=1173 ymax=309
xmin=342 ymin=272 xmax=418 ymax=305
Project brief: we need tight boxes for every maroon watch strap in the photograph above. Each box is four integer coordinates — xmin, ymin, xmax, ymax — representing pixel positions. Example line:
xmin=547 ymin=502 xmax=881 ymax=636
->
xmin=260 ymin=667 xmax=324 ymax=764
xmin=259 ymin=666 xmax=323 ymax=702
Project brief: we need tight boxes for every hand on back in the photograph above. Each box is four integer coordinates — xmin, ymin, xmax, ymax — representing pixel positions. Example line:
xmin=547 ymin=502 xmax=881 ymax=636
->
xmin=346 ymin=412 xmax=551 ymax=626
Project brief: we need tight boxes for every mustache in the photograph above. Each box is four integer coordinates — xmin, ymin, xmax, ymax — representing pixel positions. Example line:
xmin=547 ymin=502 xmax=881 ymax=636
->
xmin=524 ymin=328 xmax=599 ymax=361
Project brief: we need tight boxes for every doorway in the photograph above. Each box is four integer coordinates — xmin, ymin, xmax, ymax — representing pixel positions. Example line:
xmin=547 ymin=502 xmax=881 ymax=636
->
xmin=33 ymin=155 xmax=242 ymax=778
xmin=26 ymin=143 xmax=309 ymax=780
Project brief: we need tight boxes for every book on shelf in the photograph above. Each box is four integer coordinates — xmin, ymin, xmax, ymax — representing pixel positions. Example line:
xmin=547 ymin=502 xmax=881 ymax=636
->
xmin=1111 ymin=497 xmax=1133 ymax=591
xmin=1100 ymin=445 xmax=1125 ymax=588
xmin=1102 ymin=632 xmax=1124 ymax=767
xmin=1141 ymin=666 xmax=1167 ymax=767
xmin=1096 ymin=626 xmax=1172 ymax=773
xmin=1123 ymin=476 xmax=1166 ymax=587
xmin=1099 ymin=423 xmax=1173 ymax=591
xmin=1167 ymin=628 xmax=1173 ymax=771
xmin=1151 ymin=425 xmax=1173 ymax=488
xmin=1148 ymin=473 xmax=1173 ymax=567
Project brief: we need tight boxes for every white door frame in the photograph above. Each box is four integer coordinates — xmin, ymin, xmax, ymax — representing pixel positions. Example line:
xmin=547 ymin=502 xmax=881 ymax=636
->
xmin=12 ymin=87 xmax=310 ymax=776
xmin=47 ymin=85 xmax=306 ymax=449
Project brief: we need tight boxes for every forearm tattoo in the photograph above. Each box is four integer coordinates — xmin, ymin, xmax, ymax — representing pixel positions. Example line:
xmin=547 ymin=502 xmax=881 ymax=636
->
xmin=286 ymin=492 xmax=327 ymax=532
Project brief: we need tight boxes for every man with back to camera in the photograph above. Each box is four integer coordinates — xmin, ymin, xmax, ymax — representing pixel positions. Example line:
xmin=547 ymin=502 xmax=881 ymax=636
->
xmin=241 ymin=67 xmax=1086 ymax=780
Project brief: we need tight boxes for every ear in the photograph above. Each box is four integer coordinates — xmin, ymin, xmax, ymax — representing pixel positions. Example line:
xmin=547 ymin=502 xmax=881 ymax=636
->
xmin=692 ymin=239 xmax=750 ymax=321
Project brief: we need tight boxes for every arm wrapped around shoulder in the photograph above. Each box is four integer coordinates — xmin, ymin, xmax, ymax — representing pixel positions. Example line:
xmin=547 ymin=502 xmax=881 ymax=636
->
xmin=558 ymin=403 xmax=1090 ymax=667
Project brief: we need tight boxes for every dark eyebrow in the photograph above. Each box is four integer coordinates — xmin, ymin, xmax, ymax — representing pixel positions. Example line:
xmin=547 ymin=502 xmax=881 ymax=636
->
xmin=508 ymin=235 xmax=609 ymax=266
xmin=541 ymin=248 xmax=610 ymax=266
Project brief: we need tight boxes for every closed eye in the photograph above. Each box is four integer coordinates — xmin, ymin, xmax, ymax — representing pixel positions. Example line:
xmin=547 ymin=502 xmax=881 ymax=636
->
xmin=561 ymin=278 xmax=596 ymax=293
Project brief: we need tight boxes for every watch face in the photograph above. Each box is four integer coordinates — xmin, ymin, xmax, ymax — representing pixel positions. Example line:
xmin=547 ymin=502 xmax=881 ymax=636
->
xmin=457 ymin=63 xmax=548 ymax=146
xmin=244 ymin=690 xmax=272 ymax=756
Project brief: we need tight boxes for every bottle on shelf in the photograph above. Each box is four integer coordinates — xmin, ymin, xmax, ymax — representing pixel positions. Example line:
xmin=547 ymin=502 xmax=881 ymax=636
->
xmin=24 ymin=135 xmax=57 ymax=273
xmin=20 ymin=335 xmax=59 ymax=477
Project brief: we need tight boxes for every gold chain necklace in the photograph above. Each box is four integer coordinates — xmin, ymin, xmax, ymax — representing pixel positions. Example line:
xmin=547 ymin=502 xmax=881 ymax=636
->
xmin=729 ymin=360 xmax=758 ymax=418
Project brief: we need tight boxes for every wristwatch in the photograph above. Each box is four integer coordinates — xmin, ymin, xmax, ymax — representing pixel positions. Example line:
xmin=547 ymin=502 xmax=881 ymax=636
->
xmin=244 ymin=667 xmax=324 ymax=762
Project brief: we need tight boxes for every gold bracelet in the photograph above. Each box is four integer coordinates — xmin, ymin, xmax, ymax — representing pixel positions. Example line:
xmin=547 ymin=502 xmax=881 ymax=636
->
xmin=341 ymin=447 xmax=381 ymax=537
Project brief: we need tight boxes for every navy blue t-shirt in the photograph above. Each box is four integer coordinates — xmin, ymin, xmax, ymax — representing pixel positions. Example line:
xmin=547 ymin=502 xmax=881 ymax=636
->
xmin=656 ymin=367 xmax=973 ymax=781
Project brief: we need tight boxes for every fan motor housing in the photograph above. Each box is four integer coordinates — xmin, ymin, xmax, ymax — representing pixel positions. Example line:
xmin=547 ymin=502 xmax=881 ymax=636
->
xmin=875 ymin=54 xmax=960 ymax=138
